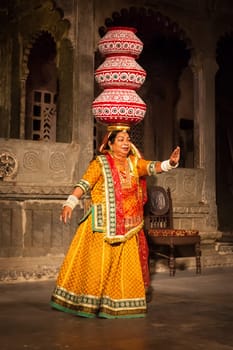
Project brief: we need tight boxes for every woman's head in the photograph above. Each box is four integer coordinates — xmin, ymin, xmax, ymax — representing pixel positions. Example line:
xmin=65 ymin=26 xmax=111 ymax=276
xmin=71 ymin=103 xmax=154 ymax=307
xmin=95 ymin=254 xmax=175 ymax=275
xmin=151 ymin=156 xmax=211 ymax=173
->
xmin=108 ymin=130 xmax=131 ymax=157
xmin=99 ymin=129 xmax=131 ymax=156
xmin=99 ymin=128 xmax=143 ymax=159
xmin=108 ymin=130 xmax=130 ymax=145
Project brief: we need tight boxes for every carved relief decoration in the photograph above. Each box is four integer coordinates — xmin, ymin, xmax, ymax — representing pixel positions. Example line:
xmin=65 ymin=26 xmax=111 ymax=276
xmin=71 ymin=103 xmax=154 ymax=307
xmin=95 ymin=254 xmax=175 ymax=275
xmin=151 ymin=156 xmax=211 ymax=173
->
xmin=0 ymin=151 xmax=18 ymax=179
xmin=49 ymin=152 xmax=66 ymax=172
xmin=183 ymin=175 xmax=196 ymax=193
xmin=164 ymin=176 xmax=177 ymax=192
xmin=0 ymin=140 xmax=80 ymax=195
xmin=23 ymin=151 xmax=41 ymax=171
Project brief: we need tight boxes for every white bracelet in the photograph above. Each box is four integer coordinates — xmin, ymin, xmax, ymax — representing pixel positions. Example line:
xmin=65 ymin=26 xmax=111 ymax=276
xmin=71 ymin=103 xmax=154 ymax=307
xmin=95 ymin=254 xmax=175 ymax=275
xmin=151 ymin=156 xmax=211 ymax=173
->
xmin=62 ymin=195 xmax=81 ymax=210
xmin=161 ymin=159 xmax=179 ymax=172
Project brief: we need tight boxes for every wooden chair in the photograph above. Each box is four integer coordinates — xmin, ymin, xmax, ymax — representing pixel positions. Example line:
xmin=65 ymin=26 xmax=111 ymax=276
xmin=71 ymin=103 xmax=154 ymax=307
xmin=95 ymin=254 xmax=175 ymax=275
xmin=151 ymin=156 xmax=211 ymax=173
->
xmin=144 ymin=186 xmax=201 ymax=276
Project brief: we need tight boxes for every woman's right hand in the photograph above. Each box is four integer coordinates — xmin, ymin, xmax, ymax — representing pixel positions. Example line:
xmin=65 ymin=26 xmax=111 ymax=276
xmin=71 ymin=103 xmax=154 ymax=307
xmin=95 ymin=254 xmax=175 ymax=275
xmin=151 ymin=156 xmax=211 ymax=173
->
xmin=60 ymin=206 xmax=72 ymax=224
xmin=169 ymin=146 xmax=180 ymax=166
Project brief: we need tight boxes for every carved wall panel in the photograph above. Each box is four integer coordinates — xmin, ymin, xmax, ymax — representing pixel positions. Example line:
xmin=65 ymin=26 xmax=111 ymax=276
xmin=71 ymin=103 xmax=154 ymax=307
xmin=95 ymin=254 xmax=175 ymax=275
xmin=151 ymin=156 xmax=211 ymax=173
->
xmin=147 ymin=168 xmax=213 ymax=232
xmin=0 ymin=151 xmax=18 ymax=179
xmin=0 ymin=139 xmax=80 ymax=196
xmin=0 ymin=200 xmax=83 ymax=281
xmin=150 ymin=168 xmax=205 ymax=204
xmin=0 ymin=200 xmax=82 ymax=257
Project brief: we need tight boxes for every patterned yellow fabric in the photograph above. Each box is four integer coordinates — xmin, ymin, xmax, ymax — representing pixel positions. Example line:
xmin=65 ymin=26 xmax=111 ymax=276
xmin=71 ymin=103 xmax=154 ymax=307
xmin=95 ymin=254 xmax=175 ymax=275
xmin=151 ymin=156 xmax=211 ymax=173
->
xmin=51 ymin=155 xmax=152 ymax=318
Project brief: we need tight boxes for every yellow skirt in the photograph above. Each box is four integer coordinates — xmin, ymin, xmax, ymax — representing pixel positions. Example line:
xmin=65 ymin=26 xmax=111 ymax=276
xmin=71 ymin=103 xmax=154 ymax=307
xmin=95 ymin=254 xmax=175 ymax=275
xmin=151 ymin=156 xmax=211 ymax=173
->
xmin=50 ymin=217 xmax=147 ymax=318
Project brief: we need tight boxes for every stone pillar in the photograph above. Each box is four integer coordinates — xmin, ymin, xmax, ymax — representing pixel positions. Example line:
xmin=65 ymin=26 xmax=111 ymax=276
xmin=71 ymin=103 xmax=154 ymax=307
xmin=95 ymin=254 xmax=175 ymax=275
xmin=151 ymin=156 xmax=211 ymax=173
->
xmin=191 ymin=51 xmax=219 ymax=240
xmin=0 ymin=38 xmax=12 ymax=138
xmin=73 ymin=0 xmax=94 ymax=179
xmin=19 ymin=77 xmax=26 ymax=139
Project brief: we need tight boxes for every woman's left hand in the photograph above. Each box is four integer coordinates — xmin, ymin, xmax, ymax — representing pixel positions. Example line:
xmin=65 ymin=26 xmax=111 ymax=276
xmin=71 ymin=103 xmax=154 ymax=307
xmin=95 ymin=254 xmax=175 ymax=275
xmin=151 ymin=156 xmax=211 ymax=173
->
xmin=169 ymin=146 xmax=180 ymax=166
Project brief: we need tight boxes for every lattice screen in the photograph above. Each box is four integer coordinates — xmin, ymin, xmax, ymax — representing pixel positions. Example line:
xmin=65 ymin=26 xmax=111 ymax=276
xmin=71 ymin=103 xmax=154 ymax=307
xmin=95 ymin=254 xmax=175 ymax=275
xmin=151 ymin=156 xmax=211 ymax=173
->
xmin=30 ymin=90 xmax=57 ymax=141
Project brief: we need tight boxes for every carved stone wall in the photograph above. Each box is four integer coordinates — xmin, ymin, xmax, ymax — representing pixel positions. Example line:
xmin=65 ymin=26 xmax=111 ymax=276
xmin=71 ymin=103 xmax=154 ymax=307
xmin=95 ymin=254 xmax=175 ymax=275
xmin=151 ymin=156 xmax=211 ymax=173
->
xmin=0 ymin=139 xmax=80 ymax=196
xmin=0 ymin=140 xmax=84 ymax=281
xmin=0 ymin=200 xmax=82 ymax=257
xmin=0 ymin=139 xmax=82 ymax=258
xmin=147 ymin=168 xmax=220 ymax=242
xmin=0 ymin=200 xmax=82 ymax=282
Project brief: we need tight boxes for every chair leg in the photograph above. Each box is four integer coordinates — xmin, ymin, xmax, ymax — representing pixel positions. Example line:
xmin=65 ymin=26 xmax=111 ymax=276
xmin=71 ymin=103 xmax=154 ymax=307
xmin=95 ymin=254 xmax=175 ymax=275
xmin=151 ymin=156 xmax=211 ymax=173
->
xmin=169 ymin=245 xmax=176 ymax=276
xmin=195 ymin=242 xmax=201 ymax=274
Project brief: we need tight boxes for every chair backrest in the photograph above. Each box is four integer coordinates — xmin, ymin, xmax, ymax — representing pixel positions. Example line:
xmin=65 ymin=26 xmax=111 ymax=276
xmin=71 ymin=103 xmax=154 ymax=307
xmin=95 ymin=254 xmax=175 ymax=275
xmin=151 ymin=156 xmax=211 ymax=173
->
xmin=144 ymin=186 xmax=173 ymax=229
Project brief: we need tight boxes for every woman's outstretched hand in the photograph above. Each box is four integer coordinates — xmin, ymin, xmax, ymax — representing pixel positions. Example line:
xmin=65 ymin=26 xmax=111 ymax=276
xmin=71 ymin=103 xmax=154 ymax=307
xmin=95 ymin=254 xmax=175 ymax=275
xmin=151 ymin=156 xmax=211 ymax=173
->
xmin=169 ymin=146 xmax=180 ymax=166
xmin=60 ymin=206 xmax=72 ymax=224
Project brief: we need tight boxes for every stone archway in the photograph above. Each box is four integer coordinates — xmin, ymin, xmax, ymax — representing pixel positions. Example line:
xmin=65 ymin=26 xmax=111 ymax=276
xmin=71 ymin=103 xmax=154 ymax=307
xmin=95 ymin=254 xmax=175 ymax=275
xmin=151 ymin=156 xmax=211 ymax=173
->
xmin=25 ymin=31 xmax=58 ymax=141
xmin=8 ymin=1 xmax=71 ymax=141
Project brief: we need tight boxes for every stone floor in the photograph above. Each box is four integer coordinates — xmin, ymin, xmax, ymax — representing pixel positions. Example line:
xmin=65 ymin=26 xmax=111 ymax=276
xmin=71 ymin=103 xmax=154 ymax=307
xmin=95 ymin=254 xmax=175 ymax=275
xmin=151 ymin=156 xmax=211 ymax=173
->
xmin=1 ymin=267 xmax=233 ymax=350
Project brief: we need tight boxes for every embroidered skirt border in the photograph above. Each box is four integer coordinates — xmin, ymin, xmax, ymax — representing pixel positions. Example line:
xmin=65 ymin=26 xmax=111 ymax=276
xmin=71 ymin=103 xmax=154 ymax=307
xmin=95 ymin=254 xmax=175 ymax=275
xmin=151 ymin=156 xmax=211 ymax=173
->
xmin=51 ymin=286 xmax=147 ymax=319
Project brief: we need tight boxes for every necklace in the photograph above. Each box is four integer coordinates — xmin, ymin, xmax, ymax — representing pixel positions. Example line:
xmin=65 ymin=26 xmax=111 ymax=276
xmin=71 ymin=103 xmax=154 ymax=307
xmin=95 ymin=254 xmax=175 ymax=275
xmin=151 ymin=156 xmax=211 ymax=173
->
xmin=113 ymin=156 xmax=131 ymax=188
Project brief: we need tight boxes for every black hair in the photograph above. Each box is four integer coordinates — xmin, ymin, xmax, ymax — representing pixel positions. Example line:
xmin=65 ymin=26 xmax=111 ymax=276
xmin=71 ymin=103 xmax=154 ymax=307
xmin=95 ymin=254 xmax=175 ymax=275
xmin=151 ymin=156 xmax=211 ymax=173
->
xmin=107 ymin=130 xmax=130 ymax=148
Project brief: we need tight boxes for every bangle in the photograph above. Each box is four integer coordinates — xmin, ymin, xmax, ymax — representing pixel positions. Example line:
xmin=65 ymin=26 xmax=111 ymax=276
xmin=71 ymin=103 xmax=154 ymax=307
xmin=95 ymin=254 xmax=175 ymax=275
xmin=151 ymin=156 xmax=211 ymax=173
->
xmin=62 ymin=195 xmax=82 ymax=210
xmin=161 ymin=159 xmax=179 ymax=172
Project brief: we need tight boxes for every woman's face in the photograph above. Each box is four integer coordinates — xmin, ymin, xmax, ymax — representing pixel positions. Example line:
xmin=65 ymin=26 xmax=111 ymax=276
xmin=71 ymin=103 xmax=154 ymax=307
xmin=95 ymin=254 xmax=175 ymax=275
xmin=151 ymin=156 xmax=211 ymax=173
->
xmin=110 ymin=131 xmax=131 ymax=157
